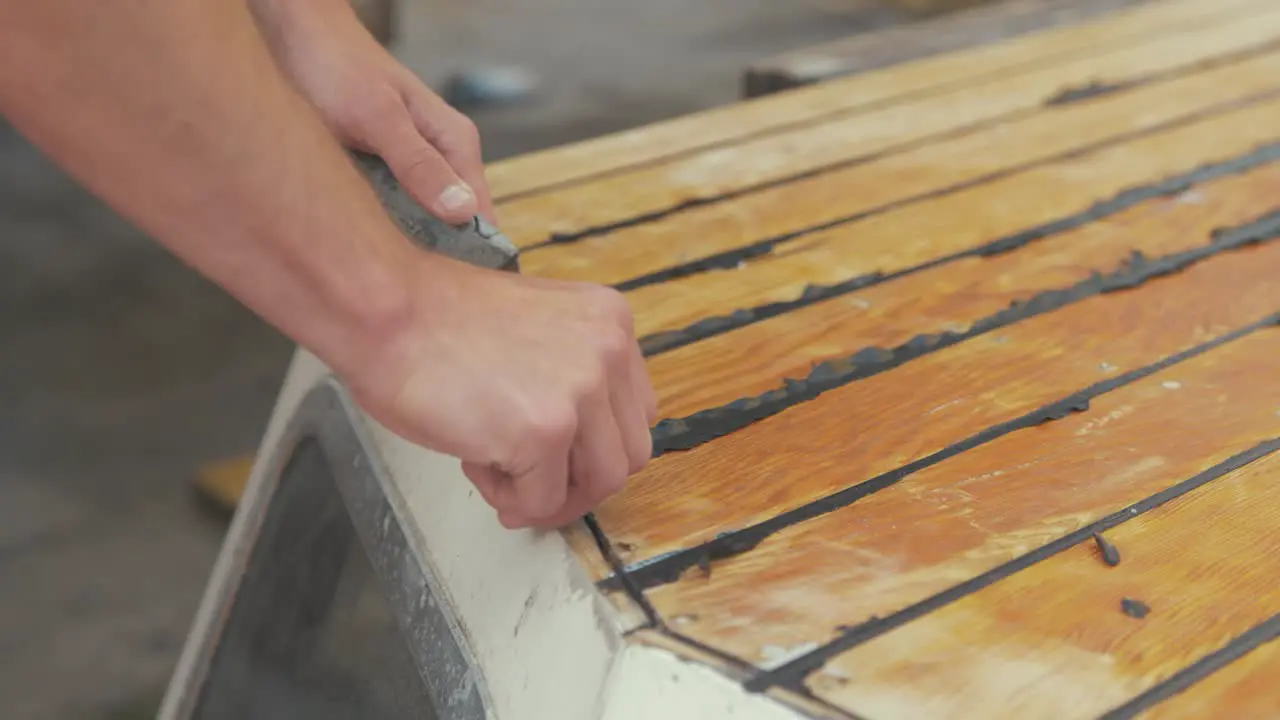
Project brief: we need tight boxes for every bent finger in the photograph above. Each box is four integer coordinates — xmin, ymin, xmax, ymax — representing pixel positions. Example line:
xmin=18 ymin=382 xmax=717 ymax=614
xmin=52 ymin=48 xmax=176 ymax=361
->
xmin=612 ymin=344 xmax=653 ymax=473
xmin=462 ymin=461 xmax=527 ymax=526
xmin=403 ymin=87 xmax=496 ymax=223
xmin=573 ymin=382 xmax=631 ymax=508
xmin=358 ymin=102 xmax=479 ymax=224
xmin=510 ymin=425 xmax=572 ymax=524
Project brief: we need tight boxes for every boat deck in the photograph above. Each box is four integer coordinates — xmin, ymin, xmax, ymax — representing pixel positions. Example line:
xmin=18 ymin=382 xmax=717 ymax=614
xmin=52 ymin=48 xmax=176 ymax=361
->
xmin=488 ymin=0 xmax=1280 ymax=716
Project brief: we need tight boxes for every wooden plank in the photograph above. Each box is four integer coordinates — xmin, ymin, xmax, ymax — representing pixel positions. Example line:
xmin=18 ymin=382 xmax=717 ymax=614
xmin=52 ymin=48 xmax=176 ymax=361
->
xmin=742 ymin=0 xmax=1140 ymax=98
xmin=593 ymin=229 xmax=1280 ymax=576
xmin=883 ymin=0 xmax=999 ymax=16
xmin=623 ymin=91 xmax=1280 ymax=344
xmin=640 ymin=321 xmax=1280 ymax=668
xmin=641 ymin=104 xmax=1280 ymax=420
xmin=484 ymin=0 xmax=1261 ymax=202
xmin=1143 ymin=635 xmax=1280 ymax=718
xmin=514 ymin=38 xmax=1280 ymax=301
xmin=800 ymin=447 xmax=1280 ymax=718
xmin=502 ymin=7 xmax=1280 ymax=256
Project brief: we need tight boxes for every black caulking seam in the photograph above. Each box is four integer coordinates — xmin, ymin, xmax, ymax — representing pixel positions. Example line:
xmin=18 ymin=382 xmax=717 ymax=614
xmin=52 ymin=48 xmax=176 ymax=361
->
xmin=1044 ymin=80 xmax=1134 ymax=106
xmin=1095 ymin=611 xmax=1280 ymax=719
xmin=582 ymin=512 xmax=660 ymax=628
xmin=523 ymin=39 xmax=1280 ymax=250
xmin=746 ymin=437 xmax=1280 ymax=693
xmin=637 ymin=139 xmax=1280 ymax=356
xmin=613 ymin=84 xmax=1280 ymax=294
xmin=601 ymin=303 xmax=1280 ymax=596
xmin=494 ymin=2 xmax=1272 ymax=207
xmin=648 ymin=208 xmax=1280 ymax=458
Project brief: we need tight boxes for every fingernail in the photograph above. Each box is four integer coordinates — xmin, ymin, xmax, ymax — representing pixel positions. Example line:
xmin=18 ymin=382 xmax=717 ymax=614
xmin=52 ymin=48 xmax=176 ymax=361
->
xmin=435 ymin=183 xmax=475 ymax=214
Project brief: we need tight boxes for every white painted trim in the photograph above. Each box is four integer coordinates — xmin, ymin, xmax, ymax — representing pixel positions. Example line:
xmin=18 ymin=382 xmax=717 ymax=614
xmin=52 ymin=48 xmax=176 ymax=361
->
xmin=161 ymin=349 xmax=630 ymax=720
xmin=600 ymin=643 xmax=809 ymax=720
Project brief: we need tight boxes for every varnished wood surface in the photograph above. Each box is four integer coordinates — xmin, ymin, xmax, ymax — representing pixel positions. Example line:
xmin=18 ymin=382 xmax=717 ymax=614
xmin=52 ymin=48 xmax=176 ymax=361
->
xmin=742 ymin=0 xmax=1141 ymax=98
xmin=484 ymin=0 xmax=1264 ymax=203
xmin=620 ymin=83 xmax=1280 ymax=344
xmin=483 ymin=0 xmax=1280 ymax=715
xmin=606 ymin=239 xmax=1280 ymax=568
xmin=1142 ymin=632 xmax=1280 ymax=719
xmin=804 ymin=447 xmax=1280 ymax=718
xmin=643 ymin=107 xmax=1280 ymax=419
xmin=504 ymin=5 xmax=1280 ymax=272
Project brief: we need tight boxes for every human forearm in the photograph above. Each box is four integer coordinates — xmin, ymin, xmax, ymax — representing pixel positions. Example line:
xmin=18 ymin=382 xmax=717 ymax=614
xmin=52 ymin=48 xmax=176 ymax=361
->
xmin=0 ymin=0 xmax=431 ymax=376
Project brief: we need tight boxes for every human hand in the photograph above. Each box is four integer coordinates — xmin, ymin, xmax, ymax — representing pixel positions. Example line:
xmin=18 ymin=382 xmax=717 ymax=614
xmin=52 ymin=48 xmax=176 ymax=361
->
xmin=251 ymin=0 xmax=494 ymax=223
xmin=345 ymin=256 xmax=658 ymax=529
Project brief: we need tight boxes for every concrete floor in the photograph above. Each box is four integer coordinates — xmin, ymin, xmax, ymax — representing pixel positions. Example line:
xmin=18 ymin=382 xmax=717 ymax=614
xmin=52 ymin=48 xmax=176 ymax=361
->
xmin=0 ymin=2 xmax=901 ymax=718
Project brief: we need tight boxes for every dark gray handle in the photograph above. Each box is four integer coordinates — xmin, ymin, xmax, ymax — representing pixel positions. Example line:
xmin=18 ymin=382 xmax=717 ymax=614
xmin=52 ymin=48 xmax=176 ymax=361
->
xmin=349 ymin=150 xmax=520 ymax=273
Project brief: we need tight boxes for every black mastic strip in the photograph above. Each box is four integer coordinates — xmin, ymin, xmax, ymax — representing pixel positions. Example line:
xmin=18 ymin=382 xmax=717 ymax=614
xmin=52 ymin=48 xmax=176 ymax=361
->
xmin=1044 ymin=80 xmax=1134 ymax=106
xmin=747 ymin=437 xmax=1280 ymax=694
xmin=648 ymin=209 xmax=1280 ymax=457
xmin=640 ymin=140 xmax=1280 ymax=356
xmin=1095 ymin=611 xmax=1280 ymax=719
xmin=612 ymin=85 xmax=1280 ymax=294
xmin=651 ymin=628 xmax=870 ymax=720
xmin=601 ymin=304 xmax=1280 ymax=597
xmin=523 ymin=39 xmax=1280 ymax=249
xmin=647 ymin=627 xmax=869 ymax=720
xmin=637 ymin=140 xmax=1280 ymax=357
xmin=582 ymin=513 xmax=660 ymax=628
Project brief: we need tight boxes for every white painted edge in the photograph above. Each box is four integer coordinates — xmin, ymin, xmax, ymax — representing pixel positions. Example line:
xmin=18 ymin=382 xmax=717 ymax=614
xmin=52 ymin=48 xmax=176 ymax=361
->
xmin=160 ymin=348 xmax=628 ymax=720
xmin=599 ymin=643 xmax=809 ymax=720
xmin=158 ymin=348 xmax=327 ymax=720
xmin=362 ymin=389 xmax=624 ymax=720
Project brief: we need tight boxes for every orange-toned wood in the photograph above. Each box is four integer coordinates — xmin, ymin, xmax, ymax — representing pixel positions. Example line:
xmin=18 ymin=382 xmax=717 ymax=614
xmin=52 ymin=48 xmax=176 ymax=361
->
xmin=596 ymin=239 xmax=1280 ymax=572
xmin=643 ymin=326 xmax=1280 ymax=667
xmin=644 ymin=119 xmax=1280 ymax=420
xmin=624 ymin=94 xmax=1280 ymax=342
xmin=804 ymin=447 xmax=1280 ymax=718
xmin=503 ymin=10 xmax=1280 ymax=263
xmin=1143 ymin=635 xmax=1280 ymax=718
xmin=742 ymin=0 xmax=1138 ymax=98
xmin=485 ymin=0 xmax=1263 ymax=203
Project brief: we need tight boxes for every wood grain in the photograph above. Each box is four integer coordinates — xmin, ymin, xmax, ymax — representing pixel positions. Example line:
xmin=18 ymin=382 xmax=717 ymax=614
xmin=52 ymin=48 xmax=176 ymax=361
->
xmin=644 ymin=326 xmax=1280 ymax=668
xmin=742 ymin=0 xmax=1142 ymax=98
xmin=485 ymin=0 xmax=1262 ymax=202
xmin=643 ymin=120 xmax=1280 ymax=420
xmin=803 ymin=445 xmax=1280 ymax=719
xmin=625 ymin=95 xmax=1280 ymax=341
xmin=518 ymin=50 xmax=1280 ymax=309
xmin=504 ymin=10 xmax=1280 ymax=262
xmin=623 ymin=98 xmax=1280 ymax=343
xmin=595 ymin=237 xmax=1280 ymax=572
xmin=1142 ymin=632 xmax=1280 ymax=718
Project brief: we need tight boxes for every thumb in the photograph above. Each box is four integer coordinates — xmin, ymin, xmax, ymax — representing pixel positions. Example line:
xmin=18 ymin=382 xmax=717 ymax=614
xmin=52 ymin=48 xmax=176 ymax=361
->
xmin=355 ymin=99 xmax=479 ymax=224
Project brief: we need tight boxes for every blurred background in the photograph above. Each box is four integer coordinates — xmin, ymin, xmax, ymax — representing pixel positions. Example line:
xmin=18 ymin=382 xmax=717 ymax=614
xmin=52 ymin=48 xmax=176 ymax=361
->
xmin=0 ymin=0 xmax=1135 ymax=717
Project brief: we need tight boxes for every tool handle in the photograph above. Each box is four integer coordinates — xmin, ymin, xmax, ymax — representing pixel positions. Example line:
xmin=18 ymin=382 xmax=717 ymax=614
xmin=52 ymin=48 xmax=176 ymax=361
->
xmin=349 ymin=150 xmax=520 ymax=273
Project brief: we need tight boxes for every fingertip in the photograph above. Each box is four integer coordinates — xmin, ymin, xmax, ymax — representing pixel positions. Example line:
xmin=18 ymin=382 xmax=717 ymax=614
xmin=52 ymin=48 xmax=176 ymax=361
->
xmin=433 ymin=182 xmax=479 ymax=223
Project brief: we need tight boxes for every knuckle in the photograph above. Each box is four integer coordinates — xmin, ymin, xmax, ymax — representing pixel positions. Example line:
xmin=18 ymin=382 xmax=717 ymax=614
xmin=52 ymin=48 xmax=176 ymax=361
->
xmin=453 ymin=113 xmax=482 ymax=147
xmin=597 ymin=460 xmax=630 ymax=497
xmin=347 ymin=85 xmax=404 ymax=130
xmin=596 ymin=326 xmax=629 ymax=361
xmin=527 ymin=401 xmax=577 ymax=445
xmin=630 ymin=439 xmax=653 ymax=474
xmin=599 ymin=287 xmax=637 ymax=330
xmin=398 ymin=145 xmax=443 ymax=177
